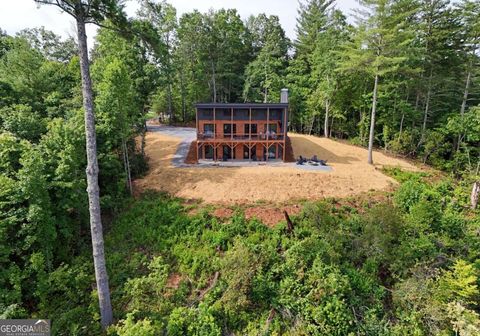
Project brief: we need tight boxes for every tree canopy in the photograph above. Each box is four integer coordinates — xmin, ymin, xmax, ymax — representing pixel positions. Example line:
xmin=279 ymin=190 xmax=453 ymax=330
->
xmin=0 ymin=0 xmax=479 ymax=333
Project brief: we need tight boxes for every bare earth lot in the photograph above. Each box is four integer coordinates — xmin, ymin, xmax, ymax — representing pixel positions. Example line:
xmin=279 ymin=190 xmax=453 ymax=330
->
xmin=134 ymin=128 xmax=418 ymax=205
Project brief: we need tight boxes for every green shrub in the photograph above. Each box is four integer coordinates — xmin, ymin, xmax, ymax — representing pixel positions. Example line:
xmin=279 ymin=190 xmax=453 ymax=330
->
xmin=394 ymin=180 xmax=426 ymax=212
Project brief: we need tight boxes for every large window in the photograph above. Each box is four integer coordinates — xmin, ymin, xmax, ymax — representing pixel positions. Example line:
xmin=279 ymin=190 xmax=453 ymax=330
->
xmin=203 ymin=124 xmax=214 ymax=137
xmin=267 ymin=123 xmax=278 ymax=139
xmin=268 ymin=123 xmax=277 ymax=133
xmin=244 ymin=123 xmax=258 ymax=135
xmin=223 ymin=124 xmax=236 ymax=136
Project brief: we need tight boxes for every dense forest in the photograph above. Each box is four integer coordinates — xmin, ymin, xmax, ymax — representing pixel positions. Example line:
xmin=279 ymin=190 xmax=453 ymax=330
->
xmin=0 ymin=0 xmax=479 ymax=335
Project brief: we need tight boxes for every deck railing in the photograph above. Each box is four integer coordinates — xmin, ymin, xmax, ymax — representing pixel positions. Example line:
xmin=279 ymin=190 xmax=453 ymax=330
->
xmin=197 ymin=132 xmax=284 ymax=141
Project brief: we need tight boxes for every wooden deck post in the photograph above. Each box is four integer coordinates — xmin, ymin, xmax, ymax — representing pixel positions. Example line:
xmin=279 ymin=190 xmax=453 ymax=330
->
xmin=213 ymin=107 xmax=216 ymax=162
xmin=249 ymin=107 xmax=252 ymax=162
xmin=196 ymin=107 xmax=199 ymax=162
xmin=266 ymin=107 xmax=269 ymax=162
xmin=231 ymin=107 xmax=233 ymax=141
xmin=283 ymin=107 xmax=286 ymax=161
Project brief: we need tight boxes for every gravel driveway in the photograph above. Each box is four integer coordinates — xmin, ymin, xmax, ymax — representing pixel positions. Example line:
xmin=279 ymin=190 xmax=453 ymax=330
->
xmin=147 ymin=124 xmax=196 ymax=167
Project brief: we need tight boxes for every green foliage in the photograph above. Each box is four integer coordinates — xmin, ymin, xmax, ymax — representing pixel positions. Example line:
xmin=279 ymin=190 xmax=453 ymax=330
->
xmin=2 ymin=1 xmax=480 ymax=334
xmin=111 ymin=312 xmax=158 ymax=336
xmin=394 ymin=179 xmax=426 ymax=211
xmin=166 ymin=305 xmax=221 ymax=336
xmin=0 ymin=104 xmax=46 ymax=141
xmin=243 ymin=14 xmax=289 ymax=103
xmin=439 ymin=260 xmax=479 ymax=304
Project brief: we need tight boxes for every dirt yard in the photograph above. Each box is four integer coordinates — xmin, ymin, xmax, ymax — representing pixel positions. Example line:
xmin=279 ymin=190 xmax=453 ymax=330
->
xmin=134 ymin=131 xmax=419 ymax=204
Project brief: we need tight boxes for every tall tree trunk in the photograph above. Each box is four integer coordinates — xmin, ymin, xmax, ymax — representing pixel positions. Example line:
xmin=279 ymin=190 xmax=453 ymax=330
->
xmin=263 ymin=61 xmax=268 ymax=103
xmin=76 ymin=13 xmax=113 ymax=329
xmin=368 ymin=74 xmax=379 ymax=165
xmin=308 ymin=114 xmax=314 ymax=135
xmin=324 ymin=99 xmax=329 ymax=138
xmin=329 ymin=114 xmax=334 ymax=138
xmin=471 ymin=181 xmax=480 ymax=210
xmin=167 ymin=82 xmax=173 ymax=122
xmin=211 ymin=60 xmax=217 ymax=103
xmin=421 ymin=69 xmax=433 ymax=143
xmin=180 ymin=71 xmax=186 ymax=123
xmin=122 ymin=140 xmax=132 ymax=195
xmin=457 ymin=66 xmax=472 ymax=151
xmin=399 ymin=113 xmax=405 ymax=137
xmin=140 ymin=116 xmax=146 ymax=157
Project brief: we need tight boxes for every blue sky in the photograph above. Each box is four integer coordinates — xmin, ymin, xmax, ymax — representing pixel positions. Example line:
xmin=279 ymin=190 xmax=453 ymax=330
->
xmin=0 ymin=0 xmax=359 ymax=44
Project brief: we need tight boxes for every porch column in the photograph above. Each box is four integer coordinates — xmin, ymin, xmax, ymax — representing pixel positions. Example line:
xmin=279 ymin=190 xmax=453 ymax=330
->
xmin=213 ymin=107 xmax=216 ymax=162
xmin=266 ymin=107 xmax=269 ymax=162
xmin=196 ymin=107 xmax=199 ymax=138
xmin=249 ymin=107 xmax=252 ymax=162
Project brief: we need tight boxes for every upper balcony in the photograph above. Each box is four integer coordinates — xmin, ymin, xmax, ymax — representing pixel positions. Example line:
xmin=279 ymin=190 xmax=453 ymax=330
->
xmin=196 ymin=104 xmax=288 ymax=123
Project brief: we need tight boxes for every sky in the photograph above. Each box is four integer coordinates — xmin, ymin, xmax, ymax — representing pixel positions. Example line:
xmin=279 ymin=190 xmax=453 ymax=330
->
xmin=0 ymin=0 xmax=359 ymax=45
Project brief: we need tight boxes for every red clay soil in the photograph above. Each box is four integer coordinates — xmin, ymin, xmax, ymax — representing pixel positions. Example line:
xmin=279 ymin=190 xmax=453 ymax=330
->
xmin=212 ymin=205 xmax=302 ymax=228
xmin=213 ymin=208 xmax=234 ymax=218
xmin=184 ymin=141 xmax=198 ymax=164
xmin=284 ymin=136 xmax=296 ymax=162
xmin=244 ymin=205 xmax=302 ymax=227
xmin=166 ymin=273 xmax=182 ymax=289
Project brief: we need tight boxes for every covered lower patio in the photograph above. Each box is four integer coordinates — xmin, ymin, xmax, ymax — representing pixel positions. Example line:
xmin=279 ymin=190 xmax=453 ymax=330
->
xmin=197 ymin=141 xmax=285 ymax=162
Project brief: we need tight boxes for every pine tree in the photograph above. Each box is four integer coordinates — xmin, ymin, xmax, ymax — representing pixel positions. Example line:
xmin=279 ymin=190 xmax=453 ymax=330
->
xmin=243 ymin=15 xmax=289 ymax=102
xmin=309 ymin=9 xmax=349 ymax=137
xmin=338 ymin=0 xmax=413 ymax=164
xmin=288 ymin=0 xmax=336 ymax=132
xmin=455 ymin=0 xmax=480 ymax=150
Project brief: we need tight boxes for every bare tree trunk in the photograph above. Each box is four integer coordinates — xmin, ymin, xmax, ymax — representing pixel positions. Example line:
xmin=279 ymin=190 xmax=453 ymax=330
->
xmin=330 ymin=115 xmax=334 ymax=138
xmin=211 ymin=60 xmax=217 ymax=103
xmin=263 ymin=308 xmax=276 ymax=334
xmin=399 ymin=113 xmax=405 ymax=136
xmin=141 ymin=118 xmax=147 ymax=157
xmin=324 ymin=99 xmax=329 ymax=138
xmin=122 ymin=139 xmax=128 ymax=186
xmin=122 ymin=140 xmax=132 ymax=195
xmin=179 ymin=71 xmax=186 ymax=123
xmin=471 ymin=181 xmax=480 ymax=210
xmin=421 ymin=69 xmax=433 ymax=143
xmin=284 ymin=210 xmax=294 ymax=234
xmin=457 ymin=66 xmax=472 ymax=151
xmin=368 ymin=74 xmax=379 ymax=165
xmin=76 ymin=13 xmax=113 ymax=329
xmin=167 ymin=82 xmax=173 ymax=123
xmin=308 ymin=114 xmax=314 ymax=135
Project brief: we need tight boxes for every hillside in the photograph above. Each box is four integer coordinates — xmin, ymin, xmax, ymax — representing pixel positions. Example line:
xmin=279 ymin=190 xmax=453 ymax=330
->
xmin=135 ymin=129 xmax=420 ymax=204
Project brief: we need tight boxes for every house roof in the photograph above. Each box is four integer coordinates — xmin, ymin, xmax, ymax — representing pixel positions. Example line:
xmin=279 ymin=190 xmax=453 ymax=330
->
xmin=195 ymin=103 xmax=288 ymax=109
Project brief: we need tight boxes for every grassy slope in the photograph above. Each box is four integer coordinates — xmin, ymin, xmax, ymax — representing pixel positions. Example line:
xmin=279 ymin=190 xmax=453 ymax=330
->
xmin=45 ymin=170 xmax=479 ymax=335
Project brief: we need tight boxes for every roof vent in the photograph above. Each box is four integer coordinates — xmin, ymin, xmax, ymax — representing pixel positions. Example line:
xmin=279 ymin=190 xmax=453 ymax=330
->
xmin=280 ymin=88 xmax=288 ymax=103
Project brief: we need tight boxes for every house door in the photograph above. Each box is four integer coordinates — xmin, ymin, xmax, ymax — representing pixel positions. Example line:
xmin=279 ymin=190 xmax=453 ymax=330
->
xmin=243 ymin=145 xmax=249 ymax=159
xmin=204 ymin=145 xmax=214 ymax=159
xmin=222 ymin=145 xmax=232 ymax=160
